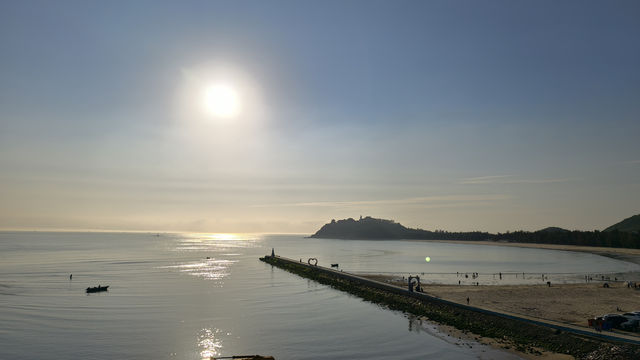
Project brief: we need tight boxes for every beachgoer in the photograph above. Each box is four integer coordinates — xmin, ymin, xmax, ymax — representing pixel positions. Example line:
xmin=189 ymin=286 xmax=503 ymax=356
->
xmin=458 ymin=280 xmax=461 ymax=285
xmin=69 ymin=274 xmax=72 ymax=280
xmin=466 ymin=297 xmax=469 ymax=305
xmin=547 ymin=281 xmax=551 ymax=287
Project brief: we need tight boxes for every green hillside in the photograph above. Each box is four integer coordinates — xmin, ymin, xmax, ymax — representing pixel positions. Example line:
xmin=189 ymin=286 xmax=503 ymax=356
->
xmin=604 ymin=214 xmax=640 ymax=233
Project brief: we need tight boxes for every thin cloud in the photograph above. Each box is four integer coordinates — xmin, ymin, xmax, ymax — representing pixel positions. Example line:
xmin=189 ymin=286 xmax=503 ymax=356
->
xmin=252 ymin=194 xmax=510 ymax=208
xmin=458 ymin=175 xmax=514 ymax=184
xmin=459 ymin=175 xmax=572 ymax=185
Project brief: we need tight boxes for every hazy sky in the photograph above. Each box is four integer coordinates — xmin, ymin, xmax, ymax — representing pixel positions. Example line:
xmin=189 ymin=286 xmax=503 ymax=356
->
xmin=1 ymin=0 xmax=639 ymax=233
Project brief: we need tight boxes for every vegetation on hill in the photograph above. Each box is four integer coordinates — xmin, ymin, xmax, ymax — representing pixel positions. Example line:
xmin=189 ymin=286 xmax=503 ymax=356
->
xmin=536 ymin=227 xmax=570 ymax=233
xmin=604 ymin=214 xmax=640 ymax=233
xmin=310 ymin=216 xmax=640 ymax=249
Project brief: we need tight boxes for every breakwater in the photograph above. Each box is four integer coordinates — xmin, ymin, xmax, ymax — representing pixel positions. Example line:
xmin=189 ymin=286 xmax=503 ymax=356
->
xmin=260 ymin=255 xmax=640 ymax=359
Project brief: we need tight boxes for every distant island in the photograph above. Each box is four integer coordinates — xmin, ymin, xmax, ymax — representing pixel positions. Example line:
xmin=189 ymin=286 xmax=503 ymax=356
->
xmin=310 ymin=215 xmax=640 ymax=249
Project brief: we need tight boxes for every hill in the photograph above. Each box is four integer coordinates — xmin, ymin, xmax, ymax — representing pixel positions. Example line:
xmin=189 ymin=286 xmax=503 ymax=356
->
xmin=309 ymin=216 xmax=640 ymax=249
xmin=310 ymin=216 xmax=491 ymax=241
xmin=536 ymin=227 xmax=570 ymax=233
xmin=310 ymin=217 xmax=411 ymax=239
xmin=604 ymin=214 xmax=640 ymax=233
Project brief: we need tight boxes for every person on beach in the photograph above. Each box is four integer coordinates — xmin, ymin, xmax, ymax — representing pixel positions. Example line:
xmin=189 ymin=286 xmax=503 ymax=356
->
xmin=69 ymin=274 xmax=72 ymax=280
xmin=466 ymin=297 xmax=469 ymax=305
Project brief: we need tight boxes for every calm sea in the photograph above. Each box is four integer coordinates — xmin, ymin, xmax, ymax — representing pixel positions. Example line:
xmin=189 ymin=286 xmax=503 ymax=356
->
xmin=1 ymin=232 xmax=638 ymax=359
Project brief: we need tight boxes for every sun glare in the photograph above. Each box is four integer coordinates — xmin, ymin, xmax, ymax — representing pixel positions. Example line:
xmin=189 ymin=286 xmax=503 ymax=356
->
xmin=203 ymin=84 xmax=241 ymax=118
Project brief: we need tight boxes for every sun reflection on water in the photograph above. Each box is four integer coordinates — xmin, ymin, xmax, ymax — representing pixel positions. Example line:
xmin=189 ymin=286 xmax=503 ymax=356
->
xmin=185 ymin=233 xmax=256 ymax=242
xmin=164 ymin=258 xmax=237 ymax=281
xmin=198 ymin=328 xmax=223 ymax=359
xmin=164 ymin=233 xmax=260 ymax=283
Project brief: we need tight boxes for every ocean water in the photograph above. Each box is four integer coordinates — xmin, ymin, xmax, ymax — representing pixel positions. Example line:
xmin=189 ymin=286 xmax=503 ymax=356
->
xmin=1 ymin=232 xmax=638 ymax=360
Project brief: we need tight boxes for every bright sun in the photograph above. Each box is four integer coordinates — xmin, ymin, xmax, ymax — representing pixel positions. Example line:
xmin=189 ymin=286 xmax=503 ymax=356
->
xmin=203 ymin=84 xmax=241 ymax=118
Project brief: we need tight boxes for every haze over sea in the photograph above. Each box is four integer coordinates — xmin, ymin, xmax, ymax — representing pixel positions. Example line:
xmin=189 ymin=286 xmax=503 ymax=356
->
xmin=2 ymin=232 xmax=638 ymax=360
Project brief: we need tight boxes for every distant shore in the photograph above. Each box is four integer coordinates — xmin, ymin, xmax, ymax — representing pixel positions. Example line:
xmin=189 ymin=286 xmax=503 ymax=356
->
xmin=423 ymin=240 xmax=640 ymax=265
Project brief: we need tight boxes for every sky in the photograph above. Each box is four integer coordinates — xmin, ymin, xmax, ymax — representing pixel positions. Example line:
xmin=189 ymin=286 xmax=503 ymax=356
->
xmin=1 ymin=0 xmax=639 ymax=233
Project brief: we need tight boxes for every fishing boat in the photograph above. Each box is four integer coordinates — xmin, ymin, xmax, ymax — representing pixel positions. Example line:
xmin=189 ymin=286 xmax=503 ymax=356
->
xmin=86 ymin=285 xmax=109 ymax=293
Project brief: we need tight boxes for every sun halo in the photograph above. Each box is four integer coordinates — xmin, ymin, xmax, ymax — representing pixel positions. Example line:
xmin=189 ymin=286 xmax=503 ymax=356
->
xmin=203 ymin=84 xmax=241 ymax=119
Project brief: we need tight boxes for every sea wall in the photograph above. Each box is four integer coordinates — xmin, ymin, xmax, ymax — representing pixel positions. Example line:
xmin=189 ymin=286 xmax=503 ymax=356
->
xmin=260 ymin=255 xmax=640 ymax=359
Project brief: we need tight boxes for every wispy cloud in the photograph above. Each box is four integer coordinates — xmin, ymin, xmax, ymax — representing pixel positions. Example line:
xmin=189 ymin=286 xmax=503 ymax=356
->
xmin=459 ymin=175 xmax=572 ymax=185
xmin=622 ymin=160 xmax=640 ymax=165
xmin=252 ymin=194 xmax=510 ymax=208
xmin=458 ymin=175 xmax=514 ymax=184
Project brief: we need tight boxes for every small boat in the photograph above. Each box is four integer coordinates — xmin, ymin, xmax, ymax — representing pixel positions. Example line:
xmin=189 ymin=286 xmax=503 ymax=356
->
xmin=86 ymin=285 xmax=109 ymax=293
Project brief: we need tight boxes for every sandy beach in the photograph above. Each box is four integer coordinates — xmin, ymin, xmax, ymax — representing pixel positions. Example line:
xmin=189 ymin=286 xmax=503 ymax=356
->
xmin=369 ymin=278 xmax=640 ymax=327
